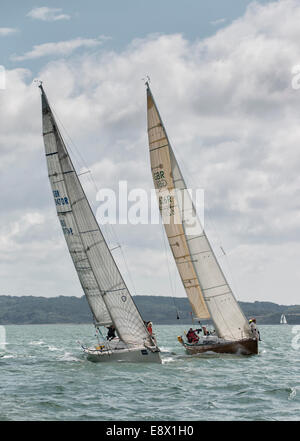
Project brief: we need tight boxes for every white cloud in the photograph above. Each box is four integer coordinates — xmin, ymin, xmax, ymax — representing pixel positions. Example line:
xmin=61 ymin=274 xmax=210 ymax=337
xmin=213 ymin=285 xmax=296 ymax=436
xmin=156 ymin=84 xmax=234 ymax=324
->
xmin=27 ymin=7 xmax=71 ymax=22
xmin=210 ymin=18 xmax=227 ymax=26
xmin=2 ymin=0 xmax=300 ymax=304
xmin=0 ymin=27 xmax=18 ymax=36
xmin=11 ymin=36 xmax=108 ymax=61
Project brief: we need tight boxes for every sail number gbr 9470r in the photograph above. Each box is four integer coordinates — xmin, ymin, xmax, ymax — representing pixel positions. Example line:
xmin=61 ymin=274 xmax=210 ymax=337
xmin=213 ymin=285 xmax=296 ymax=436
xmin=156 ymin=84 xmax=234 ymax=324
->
xmin=53 ymin=190 xmax=74 ymax=236
xmin=53 ymin=190 xmax=69 ymax=206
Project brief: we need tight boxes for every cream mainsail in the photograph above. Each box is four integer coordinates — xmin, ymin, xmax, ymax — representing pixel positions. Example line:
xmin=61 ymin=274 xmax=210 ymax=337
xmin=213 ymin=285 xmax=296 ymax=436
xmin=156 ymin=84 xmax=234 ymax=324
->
xmin=40 ymin=85 xmax=152 ymax=347
xmin=146 ymin=83 xmax=251 ymax=341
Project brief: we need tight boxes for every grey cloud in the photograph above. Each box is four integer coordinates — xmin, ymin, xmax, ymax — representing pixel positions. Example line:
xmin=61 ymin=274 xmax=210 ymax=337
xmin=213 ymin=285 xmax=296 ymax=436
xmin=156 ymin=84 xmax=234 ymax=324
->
xmin=1 ymin=1 xmax=300 ymax=304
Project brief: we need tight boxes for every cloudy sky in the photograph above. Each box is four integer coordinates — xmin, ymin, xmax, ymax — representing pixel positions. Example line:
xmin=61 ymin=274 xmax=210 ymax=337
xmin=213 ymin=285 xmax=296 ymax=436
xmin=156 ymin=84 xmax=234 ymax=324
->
xmin=1 ymin=0 xmax=300 ymax=306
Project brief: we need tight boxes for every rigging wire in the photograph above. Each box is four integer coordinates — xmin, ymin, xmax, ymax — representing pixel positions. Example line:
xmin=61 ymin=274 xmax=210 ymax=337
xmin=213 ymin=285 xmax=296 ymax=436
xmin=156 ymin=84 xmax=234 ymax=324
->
xmin=50 ymin=103 xmax=138 ymax=297
xmin=51 ymin=106 xmax=116 ymax=245
xmin=51 ymin=107 xmax=91 ymax=173
xmin=168 ymin=138 xmax=241 ymax=297
xmin=159 ymin=219 xmax=180 ymax=320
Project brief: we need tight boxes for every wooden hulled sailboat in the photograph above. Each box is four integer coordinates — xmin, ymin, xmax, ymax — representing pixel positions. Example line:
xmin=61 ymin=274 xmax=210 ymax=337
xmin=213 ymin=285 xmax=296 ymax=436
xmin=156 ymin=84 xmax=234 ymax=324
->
xmin=146 ymin=82 xmax=258 ymax=356
xmin=39 ymin=84 xmax=161 ymax=363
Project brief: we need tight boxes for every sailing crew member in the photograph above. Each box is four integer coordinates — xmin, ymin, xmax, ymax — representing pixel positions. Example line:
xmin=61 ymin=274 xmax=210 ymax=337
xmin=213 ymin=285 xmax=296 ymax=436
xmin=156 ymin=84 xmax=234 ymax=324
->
xmin=106 ymin=325 xmax=116 ymax=340
xmin=146 ymin=321 xmax=158 ymax=345
xmin=249 ymin=318 xmax=261 ymax=341
xmin=202 ymin=326 xmax=209 ymax=336
xmin=147 ymin=321 xmax=153 ymax=335
xmin=186 ymin=328 xmax=200 ymax=343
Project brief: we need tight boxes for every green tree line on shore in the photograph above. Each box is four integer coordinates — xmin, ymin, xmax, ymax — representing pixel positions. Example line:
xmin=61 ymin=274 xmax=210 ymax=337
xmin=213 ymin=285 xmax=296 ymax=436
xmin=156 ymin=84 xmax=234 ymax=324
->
xmin=1 ymin=295 xmax=299 ymax=325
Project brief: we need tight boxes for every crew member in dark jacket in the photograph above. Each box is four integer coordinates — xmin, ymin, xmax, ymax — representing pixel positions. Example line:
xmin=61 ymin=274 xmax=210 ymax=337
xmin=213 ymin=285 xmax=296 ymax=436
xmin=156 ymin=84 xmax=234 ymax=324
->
xmin=106 ymin=325 xmax=116 ymax=340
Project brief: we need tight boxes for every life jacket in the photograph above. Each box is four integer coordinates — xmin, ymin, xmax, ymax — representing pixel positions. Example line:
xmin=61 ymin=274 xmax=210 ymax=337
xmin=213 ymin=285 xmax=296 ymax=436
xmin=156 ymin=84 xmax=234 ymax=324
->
xmin=187 ymin=330 xmax=199 ymax=343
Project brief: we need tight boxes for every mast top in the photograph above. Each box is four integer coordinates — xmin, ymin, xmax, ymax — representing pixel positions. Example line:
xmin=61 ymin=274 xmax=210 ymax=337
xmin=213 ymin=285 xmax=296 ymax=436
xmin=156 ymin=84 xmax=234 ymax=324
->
xmin=33 ymin=79 xmax=43 ymax=90
xmin=143 ymin=75 xmax=151 ymax=89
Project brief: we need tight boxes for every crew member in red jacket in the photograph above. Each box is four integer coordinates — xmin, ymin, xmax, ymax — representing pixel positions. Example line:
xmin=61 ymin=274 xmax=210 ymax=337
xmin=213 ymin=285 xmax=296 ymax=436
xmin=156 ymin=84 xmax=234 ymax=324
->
xmin=186 ymin=328 xmax=200 ymax=343
xmin=147 ymin=321 xmax=153 ymax=335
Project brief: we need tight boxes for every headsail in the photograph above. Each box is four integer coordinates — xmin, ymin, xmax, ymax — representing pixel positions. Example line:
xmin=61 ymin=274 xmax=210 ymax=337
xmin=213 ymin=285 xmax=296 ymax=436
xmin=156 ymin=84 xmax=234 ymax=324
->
xmin=146 ymin=83 xmax=251 ymax=341
xmin=40 ymin=85 xmax=152 ymax=346
xmin=280 ymin=314 xmax=287 ymax=324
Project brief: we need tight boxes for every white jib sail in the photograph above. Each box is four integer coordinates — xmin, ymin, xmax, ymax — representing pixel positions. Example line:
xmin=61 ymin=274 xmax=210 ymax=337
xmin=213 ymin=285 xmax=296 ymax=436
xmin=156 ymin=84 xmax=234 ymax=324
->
xmin=146 ymin=84 xmax=251 ymax=341
xmin=40 ymin=85 xmax=152 ymax=346
xmin=280 ymin=314 xmax=287 ymax=324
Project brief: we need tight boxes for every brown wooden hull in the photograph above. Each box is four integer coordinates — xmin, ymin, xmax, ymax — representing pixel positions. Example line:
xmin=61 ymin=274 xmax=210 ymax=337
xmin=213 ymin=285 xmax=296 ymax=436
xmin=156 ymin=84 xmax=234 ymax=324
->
xmin=182 ymin=338 xmax=258 ymax=356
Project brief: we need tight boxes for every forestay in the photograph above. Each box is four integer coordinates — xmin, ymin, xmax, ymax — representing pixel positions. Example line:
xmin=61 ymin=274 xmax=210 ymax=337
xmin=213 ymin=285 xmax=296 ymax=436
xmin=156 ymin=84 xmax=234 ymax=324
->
xmin=40 ymin=85 xmax=151 ymax=346
xmin=146 ymin=84 xmax=251 ymax=341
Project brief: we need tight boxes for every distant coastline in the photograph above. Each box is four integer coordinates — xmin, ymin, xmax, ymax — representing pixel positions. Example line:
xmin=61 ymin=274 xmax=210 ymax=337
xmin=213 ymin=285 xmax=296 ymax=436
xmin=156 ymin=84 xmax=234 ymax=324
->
xmin=1 ymin=295 xmax=300 ymax=325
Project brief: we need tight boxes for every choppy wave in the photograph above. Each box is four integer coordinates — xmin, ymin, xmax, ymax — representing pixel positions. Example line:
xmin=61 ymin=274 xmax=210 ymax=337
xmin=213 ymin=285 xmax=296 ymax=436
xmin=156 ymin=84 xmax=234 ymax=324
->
xmin=0 ymin=324 xmax=299 ymax=421
xmin=29 ymin=340 xmax=46 ymax=346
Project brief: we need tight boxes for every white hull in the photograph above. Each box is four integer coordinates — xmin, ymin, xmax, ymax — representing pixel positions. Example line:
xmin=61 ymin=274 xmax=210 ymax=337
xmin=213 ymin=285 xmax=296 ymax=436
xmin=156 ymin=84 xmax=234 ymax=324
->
xmin=82 ymin=345 xmax=162 ymax=363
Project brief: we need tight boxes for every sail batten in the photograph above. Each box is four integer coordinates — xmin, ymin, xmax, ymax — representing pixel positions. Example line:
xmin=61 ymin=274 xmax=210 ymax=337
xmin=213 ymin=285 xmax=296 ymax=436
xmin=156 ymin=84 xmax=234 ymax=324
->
xmin=40 ymin=85 xmax=152 ymax=347
xmin=146 ymin=84 xmax=252 ymax=340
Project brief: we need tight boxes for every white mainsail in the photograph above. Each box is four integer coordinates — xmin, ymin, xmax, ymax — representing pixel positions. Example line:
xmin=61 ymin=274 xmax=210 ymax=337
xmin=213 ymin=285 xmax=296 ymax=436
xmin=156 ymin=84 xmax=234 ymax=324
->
xmin=280 ymin=314 xmax=287 ymax=324
xmin=40 ymin=85 xmax=152 ymax=346
xmin=146 ymin=83 xmax=251 ymax=341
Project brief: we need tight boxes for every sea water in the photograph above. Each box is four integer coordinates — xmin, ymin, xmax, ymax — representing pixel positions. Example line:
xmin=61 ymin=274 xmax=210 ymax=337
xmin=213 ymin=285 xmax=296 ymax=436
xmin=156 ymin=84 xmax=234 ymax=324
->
xmin=0 ymin=324 xmax=299 ymax=421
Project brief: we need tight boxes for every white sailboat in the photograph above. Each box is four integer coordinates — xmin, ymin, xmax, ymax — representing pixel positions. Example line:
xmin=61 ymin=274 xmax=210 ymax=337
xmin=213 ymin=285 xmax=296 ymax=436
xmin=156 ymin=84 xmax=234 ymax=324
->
xmin=146 ymin=82 xmax=258 ymax=355
xmin=280 ymin=314 xmax=287 ymax=324
xmin=39 ymin=84 xmax=161 ymax=363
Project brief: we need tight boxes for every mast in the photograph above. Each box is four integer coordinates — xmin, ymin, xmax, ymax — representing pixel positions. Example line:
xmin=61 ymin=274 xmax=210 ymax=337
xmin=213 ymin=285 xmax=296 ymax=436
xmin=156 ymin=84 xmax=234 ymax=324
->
xmin=40 ymin=84 xmax=152 ymax=346
xmin=146 ymin=82 xmax=251 ymax=341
